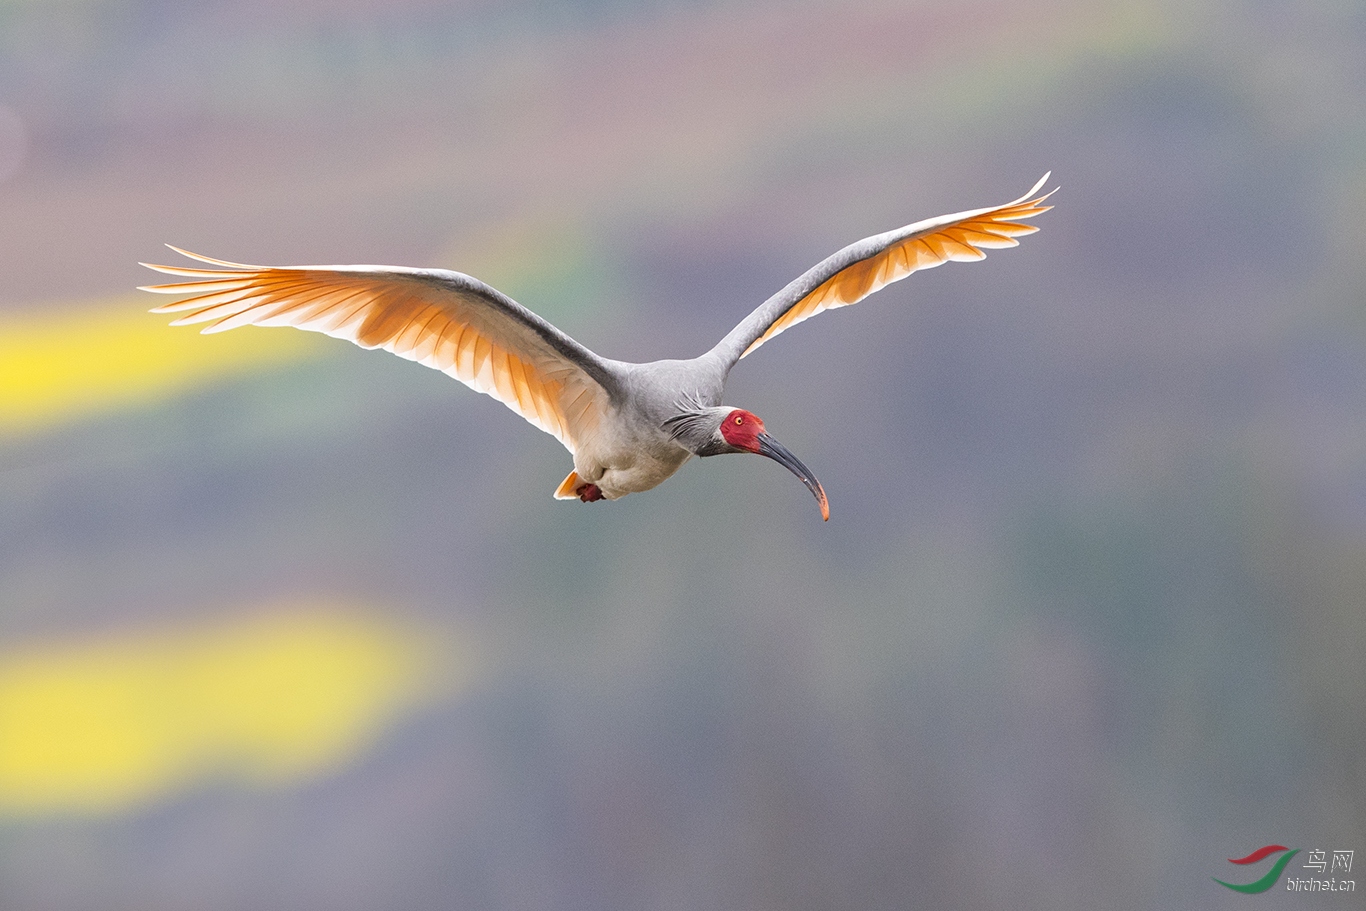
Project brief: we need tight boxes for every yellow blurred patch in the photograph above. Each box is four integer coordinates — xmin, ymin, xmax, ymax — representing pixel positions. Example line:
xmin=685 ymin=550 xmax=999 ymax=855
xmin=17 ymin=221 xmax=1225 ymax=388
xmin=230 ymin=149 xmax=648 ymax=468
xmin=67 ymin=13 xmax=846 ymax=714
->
xmin=0 ymin=609 xmax=459 ymax=816
xmin=0 ymin=296 xmax=320 ymax=437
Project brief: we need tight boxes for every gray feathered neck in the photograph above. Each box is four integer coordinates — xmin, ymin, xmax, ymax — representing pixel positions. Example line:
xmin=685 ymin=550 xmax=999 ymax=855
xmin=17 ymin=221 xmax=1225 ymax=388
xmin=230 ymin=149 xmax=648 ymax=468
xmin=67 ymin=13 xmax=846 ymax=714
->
xmin=661 ymin=393 xmax=731 ymax=455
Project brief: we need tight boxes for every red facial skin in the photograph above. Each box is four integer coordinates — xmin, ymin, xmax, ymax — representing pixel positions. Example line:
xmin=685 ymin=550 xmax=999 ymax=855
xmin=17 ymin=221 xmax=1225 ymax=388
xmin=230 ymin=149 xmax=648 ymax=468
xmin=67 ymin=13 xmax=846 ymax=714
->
xmin=718 ymin=409 xmax=765 ymax=453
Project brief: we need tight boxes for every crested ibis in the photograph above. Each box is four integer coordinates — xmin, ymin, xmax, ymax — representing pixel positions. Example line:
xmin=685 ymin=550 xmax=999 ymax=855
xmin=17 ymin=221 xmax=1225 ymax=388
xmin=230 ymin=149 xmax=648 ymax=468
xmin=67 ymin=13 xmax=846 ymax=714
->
xmin=140 ymin=175 xmax=1054 ymax=520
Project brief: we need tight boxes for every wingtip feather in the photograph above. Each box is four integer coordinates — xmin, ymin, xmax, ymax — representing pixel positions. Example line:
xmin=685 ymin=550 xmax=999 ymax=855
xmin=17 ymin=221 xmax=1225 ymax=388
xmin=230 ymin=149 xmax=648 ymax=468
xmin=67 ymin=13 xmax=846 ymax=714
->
xmin=1011 ymin=172 xmax=1056 ymax=207
xmin=164 ymin=245 xmax=259 ymax=269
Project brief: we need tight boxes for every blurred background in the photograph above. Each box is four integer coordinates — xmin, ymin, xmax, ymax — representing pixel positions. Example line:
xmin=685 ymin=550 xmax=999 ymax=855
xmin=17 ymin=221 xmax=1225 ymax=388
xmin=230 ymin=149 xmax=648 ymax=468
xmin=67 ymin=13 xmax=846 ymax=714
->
xmin=2 ymin=0 xmax=1364 ymax=908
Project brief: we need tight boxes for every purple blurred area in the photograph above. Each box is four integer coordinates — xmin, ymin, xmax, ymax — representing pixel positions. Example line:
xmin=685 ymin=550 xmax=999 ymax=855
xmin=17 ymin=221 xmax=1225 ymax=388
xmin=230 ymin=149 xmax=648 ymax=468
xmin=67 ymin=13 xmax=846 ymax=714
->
xmin=2 ymin=1 xmax=1365 ymax=908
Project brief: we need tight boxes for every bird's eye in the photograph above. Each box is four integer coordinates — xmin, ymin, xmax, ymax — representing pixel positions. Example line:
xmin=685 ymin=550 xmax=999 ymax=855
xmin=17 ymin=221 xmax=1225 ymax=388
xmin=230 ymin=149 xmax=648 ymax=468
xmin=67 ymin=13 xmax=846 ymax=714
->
xmin=735 ymin=416 xmax=744 ymax=425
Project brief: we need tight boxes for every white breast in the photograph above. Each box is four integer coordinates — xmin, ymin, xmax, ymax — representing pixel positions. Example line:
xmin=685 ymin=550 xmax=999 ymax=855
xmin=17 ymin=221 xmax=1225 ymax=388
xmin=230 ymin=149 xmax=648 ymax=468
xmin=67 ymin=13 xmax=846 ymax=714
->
xmin=572 ymin=430 xmax=693 ymax=500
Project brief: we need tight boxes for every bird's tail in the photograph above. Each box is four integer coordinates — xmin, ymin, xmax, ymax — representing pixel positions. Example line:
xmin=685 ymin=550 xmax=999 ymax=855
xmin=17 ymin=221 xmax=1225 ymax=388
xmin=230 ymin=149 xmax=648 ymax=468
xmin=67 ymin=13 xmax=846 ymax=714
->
xmin=553 ymin=471 xmax=582 ymax=500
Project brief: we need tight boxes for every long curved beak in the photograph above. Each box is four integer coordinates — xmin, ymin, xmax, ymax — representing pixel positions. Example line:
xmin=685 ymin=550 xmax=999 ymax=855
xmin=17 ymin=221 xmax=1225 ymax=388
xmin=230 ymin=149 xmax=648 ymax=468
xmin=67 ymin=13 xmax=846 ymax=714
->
xmin=756 ymin=432 xmax=830 ymax=521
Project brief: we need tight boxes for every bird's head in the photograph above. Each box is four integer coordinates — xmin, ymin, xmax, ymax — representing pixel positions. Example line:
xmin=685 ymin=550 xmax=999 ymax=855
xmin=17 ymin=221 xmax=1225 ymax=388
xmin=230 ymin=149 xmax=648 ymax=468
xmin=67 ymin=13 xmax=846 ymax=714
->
xmin=671 ymin=407 xmax=829 ymax=520
xmin=715 ymin=408 xmax=766 ymax=453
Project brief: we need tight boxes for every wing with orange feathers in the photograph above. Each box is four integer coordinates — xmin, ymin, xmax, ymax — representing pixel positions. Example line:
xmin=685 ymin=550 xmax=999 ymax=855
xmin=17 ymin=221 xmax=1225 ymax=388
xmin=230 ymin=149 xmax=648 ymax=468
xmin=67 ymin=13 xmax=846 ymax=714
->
xmin=139 ymin=250 xmax=622 ymax=454
xmin=715 ymin=174 xmax=1055 ymax=365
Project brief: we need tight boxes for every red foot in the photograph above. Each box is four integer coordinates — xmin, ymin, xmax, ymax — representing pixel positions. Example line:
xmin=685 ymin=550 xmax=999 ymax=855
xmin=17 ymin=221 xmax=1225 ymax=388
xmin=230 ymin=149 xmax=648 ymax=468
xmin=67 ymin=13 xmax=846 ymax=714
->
xmin=577 ymin=483 xmax=604 ymax=502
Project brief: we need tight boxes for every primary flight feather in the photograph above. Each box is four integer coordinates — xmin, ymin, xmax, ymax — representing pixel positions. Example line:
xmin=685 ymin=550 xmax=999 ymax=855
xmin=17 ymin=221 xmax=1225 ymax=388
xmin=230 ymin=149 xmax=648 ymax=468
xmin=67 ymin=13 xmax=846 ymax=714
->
xmin=141 ymin=174 xmax=1054 ymax=520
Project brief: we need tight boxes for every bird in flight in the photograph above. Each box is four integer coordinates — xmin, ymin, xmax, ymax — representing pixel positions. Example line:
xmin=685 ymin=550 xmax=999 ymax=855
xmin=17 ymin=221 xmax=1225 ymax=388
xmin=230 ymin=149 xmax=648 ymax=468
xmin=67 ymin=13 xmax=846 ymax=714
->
xmin=141 ymin=175 xmax=1053 ymax=520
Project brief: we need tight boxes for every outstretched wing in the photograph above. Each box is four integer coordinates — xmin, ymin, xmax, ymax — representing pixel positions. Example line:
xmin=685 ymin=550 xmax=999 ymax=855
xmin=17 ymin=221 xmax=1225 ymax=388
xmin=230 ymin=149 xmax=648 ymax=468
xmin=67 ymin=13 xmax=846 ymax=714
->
xmin=140 ymin=248 xmax=622 ymax=454
xmin=714 ymin=174 xmax=1055 ymax=365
